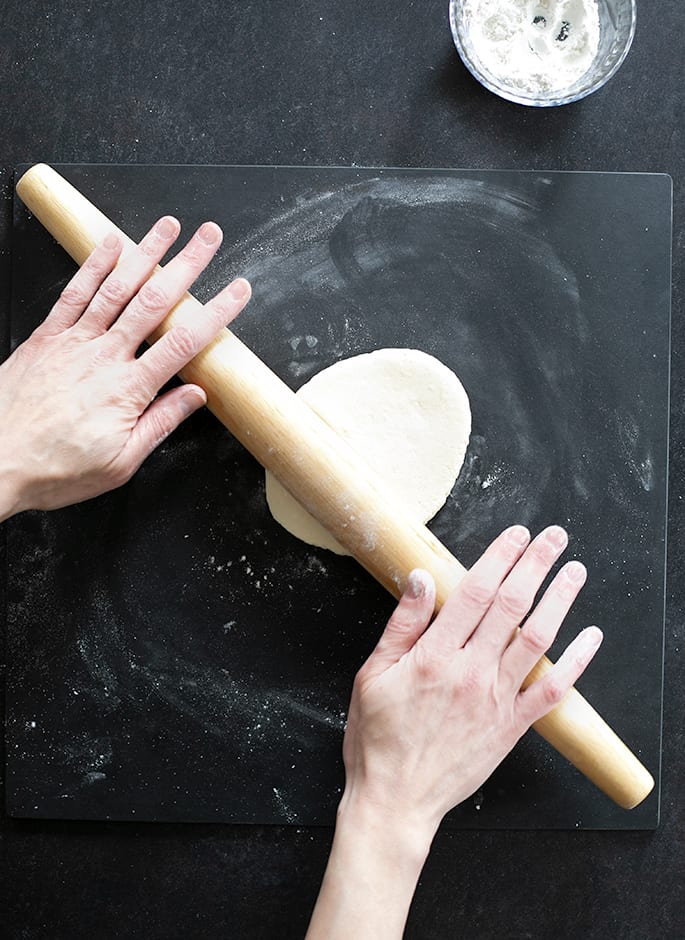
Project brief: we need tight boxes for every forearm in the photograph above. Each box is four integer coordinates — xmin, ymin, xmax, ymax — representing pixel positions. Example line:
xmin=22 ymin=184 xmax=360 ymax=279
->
xmin=306 ymin=792 xmax=435 ymax=940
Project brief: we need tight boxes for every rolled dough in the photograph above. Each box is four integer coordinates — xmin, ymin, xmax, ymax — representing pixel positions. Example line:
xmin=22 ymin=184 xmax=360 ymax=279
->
xmin=265 ymin=348 xmax=472 ymax=555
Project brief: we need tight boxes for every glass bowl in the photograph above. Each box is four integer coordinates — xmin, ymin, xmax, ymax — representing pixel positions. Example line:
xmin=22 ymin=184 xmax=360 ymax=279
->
xmin=449 ymin=0 xmax=637 ymax=107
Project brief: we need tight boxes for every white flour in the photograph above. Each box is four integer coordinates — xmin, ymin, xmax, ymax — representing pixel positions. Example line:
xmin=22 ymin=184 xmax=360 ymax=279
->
xmin=462 ymin=0 xmax=600 ymax=95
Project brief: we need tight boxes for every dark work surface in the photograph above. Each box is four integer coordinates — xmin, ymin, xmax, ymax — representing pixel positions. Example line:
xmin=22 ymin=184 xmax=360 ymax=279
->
xmin=1 ymin=2 xmax=683 ymax=938
xmin=7 ymin=165 xmax=670 ymax=831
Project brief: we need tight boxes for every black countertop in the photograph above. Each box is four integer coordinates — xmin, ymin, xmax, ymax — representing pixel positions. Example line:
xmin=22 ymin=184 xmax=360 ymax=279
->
xmin=2 ymin=2 xmax=683 ymax=937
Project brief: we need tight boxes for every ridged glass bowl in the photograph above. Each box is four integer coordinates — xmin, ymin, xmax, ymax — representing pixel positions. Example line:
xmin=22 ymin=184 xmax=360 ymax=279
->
xmin=449 ymin=0 xmax=636 ymax=107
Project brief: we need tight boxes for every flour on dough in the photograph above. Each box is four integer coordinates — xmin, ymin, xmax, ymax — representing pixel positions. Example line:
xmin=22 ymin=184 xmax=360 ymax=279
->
xmin=265 ymin=348 xmax=472 ymax=554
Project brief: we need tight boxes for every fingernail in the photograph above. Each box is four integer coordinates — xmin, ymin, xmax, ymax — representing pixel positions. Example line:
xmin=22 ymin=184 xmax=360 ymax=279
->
xmin=103 ymin=232 xmax=120 ymax=250
xmin=406 ymin=570 xmax=426 ymax=599
xmin=228 ymin=277 xmax=251 ymax=301
xmin=565 ymin=561 xmax=586 ymax=583
xmin=507 ymin=525 xmax=530 ymax=547
xmin=582 ymin=626 xmax=603 ymax=656
xmin=546 ymin=526 xmax=568 ymax=550
xmin=156 ymin=217 xmax=178 ymax=240
xmin=589 ymin=626 xmax=603 ymax=647
xmin=197 ymin=222 xmax=221 ymax=245
xmin=181 ymin=390 xmax=206 ymax=416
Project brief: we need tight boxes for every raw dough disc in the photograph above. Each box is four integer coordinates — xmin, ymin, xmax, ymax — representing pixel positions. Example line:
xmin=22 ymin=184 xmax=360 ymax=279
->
xmin=265 ymin=348 xmax=472 ymax=555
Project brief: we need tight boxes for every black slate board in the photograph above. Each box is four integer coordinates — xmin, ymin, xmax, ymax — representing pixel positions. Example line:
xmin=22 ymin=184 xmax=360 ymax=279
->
xmin=6 ymin=165 xmax=670 ymax=829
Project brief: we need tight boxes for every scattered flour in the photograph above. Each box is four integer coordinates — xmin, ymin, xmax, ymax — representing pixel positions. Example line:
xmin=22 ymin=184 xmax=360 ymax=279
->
xmin=462 ymin=0 xmax=600 ymax=95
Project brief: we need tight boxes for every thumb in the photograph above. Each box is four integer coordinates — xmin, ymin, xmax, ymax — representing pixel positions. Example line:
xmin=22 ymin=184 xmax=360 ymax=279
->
xmin=119 ymin=384 xmax=206 ymax=475
xmin=364 ymin=570 xmax=436 ymax=680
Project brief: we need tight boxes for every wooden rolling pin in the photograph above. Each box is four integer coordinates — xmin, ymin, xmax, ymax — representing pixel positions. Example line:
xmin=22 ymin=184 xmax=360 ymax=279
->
xmin=16 ymin=163 xmax=654 ymax=810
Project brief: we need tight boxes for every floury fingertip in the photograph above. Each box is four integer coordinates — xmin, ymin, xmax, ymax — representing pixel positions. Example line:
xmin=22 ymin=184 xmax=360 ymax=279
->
xmin=584 ymin=626 xmax=603 ymax=647
xmin=406 ymin=570 xmax=426 ymax=600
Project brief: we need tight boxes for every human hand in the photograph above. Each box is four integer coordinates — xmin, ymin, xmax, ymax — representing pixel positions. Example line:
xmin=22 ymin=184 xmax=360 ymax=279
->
xmin=0 ymin=218 xmax=250 ymax=521
xmin=341 ymin=524 xmax=602 ymax=841
xmin=307 ymin=525 xmax=601 ymax=940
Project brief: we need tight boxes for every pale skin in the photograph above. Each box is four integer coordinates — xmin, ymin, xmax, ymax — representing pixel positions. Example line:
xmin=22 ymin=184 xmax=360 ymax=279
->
xmin=0 ymin=216 xmax=250 ymax=521
xmin=1 ymin=229 xmax=602 ymax=938
xmin=306 ymin=531 xmax=602 ymax=939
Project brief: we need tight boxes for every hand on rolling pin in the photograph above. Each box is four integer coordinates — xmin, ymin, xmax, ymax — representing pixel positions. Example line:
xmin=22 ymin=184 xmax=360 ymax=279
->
xmin=0 ymin=217 xmax=250 ymax=522
xmin=307 ymin=524 xmax=603 ymax=940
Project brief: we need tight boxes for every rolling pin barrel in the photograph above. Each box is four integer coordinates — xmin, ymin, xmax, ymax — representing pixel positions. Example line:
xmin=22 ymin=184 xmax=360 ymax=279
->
xmin=15 ymin=163 xmax=655 ymax=810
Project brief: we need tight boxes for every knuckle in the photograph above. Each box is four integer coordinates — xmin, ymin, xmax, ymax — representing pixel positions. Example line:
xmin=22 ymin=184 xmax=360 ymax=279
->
xmin=460 ymin=578 xmax=497 ymax=611
xmin=98 ymin=277 xmax=129 ymax=306
xmin=495 ymin=585 xmax=531 ymax=622
xmin=415 ymin=644 xmax=448 ymax=683
xmin=59 ymin=283 xmax=87 ymax=309
xmin=90 ymin=339 xmax=118 ymax=367
xmin=180 ymin=239 xmax=206 ymax=266
xmin=166 ymin=325 xmax=198 ymax=360
xmin=414 ymin=644 xmax=434 ymax=677
xmin=529 ymin=537 xmax=559 ymax=566
xmin=83 ymin=253 xmax=111 ymax=280
xmin=138 ymin=281 xmax=170 ymax=314
xmin=542 ymin=678 xmax=565 ymax=708
xmin=208 ymin=298 xmax=236 ymax=327
xmin=85 ymin=297 xmax=109 ymax=325
xmin=387 ymin=612 xmax=413 ymax=636
xmin=416 ymin=656 xmax=439 ymax=684
xmin=138 ymin=237 xmax=162 ymax=258
xmin=554 ymin=574 xmax=581 ymax=604
xmin=519 ymin=624 xmax=549 ymax=657
xmin=499 ymin=537 xmax=527 ymax=566
xmin=387 ymin=603 xmax=426 ymax=637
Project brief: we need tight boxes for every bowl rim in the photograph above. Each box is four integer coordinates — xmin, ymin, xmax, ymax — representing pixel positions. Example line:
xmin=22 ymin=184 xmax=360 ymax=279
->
xmin=448 ymin=0 xmax=637 ymax=107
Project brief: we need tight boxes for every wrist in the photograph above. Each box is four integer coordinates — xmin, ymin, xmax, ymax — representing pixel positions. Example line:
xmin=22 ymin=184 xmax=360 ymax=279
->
xmin=335 ymin=785 xmax=436 ymax=879
xmin=0 ymin=460 xmax=29 ymax=522
xmin=306 ymin=791 xmax=435 ymax=940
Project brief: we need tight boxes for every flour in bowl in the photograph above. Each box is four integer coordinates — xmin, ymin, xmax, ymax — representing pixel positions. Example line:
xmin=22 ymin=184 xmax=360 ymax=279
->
xmin=462 ymin=0 xmax=601 ymax=96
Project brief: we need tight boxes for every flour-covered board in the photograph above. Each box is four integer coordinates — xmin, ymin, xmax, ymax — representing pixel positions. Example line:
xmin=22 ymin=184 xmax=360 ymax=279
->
xmin=6 ymin=165 xmax=670 ymax=828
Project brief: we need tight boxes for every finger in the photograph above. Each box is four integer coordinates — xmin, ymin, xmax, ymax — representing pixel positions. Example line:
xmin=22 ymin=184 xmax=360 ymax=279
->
xmin=39 ymin=234 xmax=123 ymax=334
xmin=134 ymin=277 xmax=251 ymax=400
xmin=514 ymin=626 xmax=603 ymax=728
xmin=468 ymin=526 xmax=569 ymax=657
xmin=75 ymin=217 xmax=181 ymax=337
xmin=420 ymin=524 xmax=531 ymax=658
xmin=106 ymin=221 xmax=224 ymax=353
xmin=362 ymin=570 xmax=437 ymax=681
xmin=115 ymin=385 xmax=207 ymax=481
xmin=499 ymin=560 xmax=587 ymax=690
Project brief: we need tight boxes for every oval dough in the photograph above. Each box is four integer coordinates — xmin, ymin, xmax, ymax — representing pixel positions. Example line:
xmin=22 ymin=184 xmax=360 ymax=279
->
xmin=265 ymin=348 xmax=472 ymax=555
